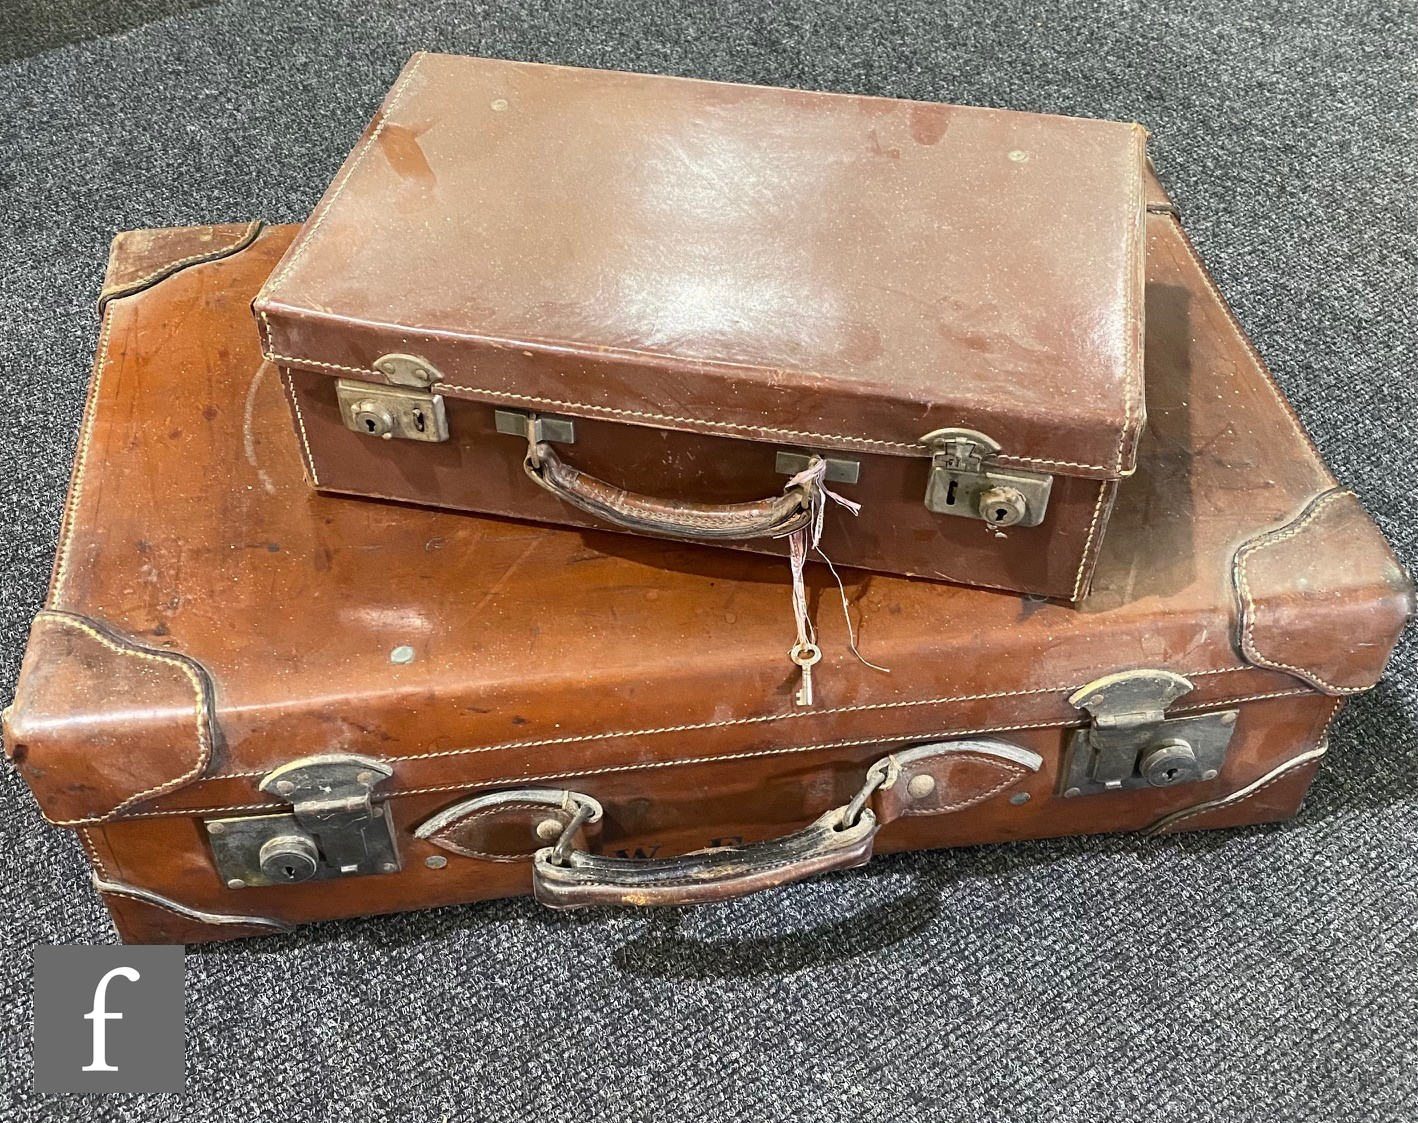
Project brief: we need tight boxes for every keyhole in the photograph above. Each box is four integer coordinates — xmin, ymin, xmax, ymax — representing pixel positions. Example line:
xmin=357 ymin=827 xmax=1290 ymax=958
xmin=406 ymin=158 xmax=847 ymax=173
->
xmin=991 ymin=507 xmax=1007 ymax=522
xmin=945 ymin=478 xmax=958 ymax=506
xmin=364 ymin=418 xmax=376 ymax=432
xmin=282 ymin=864 xmax=298 ymax=879
xmin=412 ymin=409 xmax=426 ymax=433
xmin=1162 ymin=768 xmax=1178 ymax=782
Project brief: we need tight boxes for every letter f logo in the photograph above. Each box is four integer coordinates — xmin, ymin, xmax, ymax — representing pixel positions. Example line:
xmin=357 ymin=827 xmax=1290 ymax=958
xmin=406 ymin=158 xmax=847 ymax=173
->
xmin=82 ymin=966 xmax=140 ymax=1072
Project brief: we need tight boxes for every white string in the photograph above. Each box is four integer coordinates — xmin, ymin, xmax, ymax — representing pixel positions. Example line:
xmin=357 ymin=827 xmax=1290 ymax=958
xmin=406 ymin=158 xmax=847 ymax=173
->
xmin=779 ymin=459 xmax=889 ymax=681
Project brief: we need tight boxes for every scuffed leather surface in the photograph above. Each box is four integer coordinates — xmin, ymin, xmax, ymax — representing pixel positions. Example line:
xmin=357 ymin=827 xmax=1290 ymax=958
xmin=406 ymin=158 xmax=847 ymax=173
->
xmin=255 ymin=53 xmax=1147 ymax=478
xmin=1234 ymin=490 xmax=1414 ymax=693
xmin=3 ymin=611 xmax=215 ymax=824
xmin=14 ymin=206 xmax=1407 ymax=830
xmin=873 ymin=746 xmax=1038 ymax=822
xmin=7 ymin=183 xmax=1409 ymax=933
xmin=99 ymin=222 xmax=262 ymax=312
xmin=291 ymin=371 xmax=1111 ymax=596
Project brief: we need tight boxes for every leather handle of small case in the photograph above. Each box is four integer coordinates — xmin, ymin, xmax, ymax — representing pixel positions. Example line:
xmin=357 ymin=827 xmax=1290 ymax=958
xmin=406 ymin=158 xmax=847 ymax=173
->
xmin=524 ymin=441 xmax=815 ymax=541
xmin=532 ymin=738 xmax=1042 ymax=909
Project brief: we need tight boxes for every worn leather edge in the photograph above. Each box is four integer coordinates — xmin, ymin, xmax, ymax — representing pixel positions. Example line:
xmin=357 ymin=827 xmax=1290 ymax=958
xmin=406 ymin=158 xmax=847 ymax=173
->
xmin=1140 ymin=738 xmax=1330 ymax=837
xmin=253 ymin=54 xmax=1142 ymax=481
xmin=93 ymin=876 xmax=293 ymax=935
xmin=97 ymin=221 xmax=264 ymax=314
xmin=265 ymin=339 xmax=1127 ymax=475
xmin=1143 ymin=157 xmax=1179 ymax=216
xmin=6 ymin=610 xmax=220 ymax=826
xmin=98 ymin=685 xmax=1319 ymax=822
xmin=1231 ymin=489 xmax=1415 ymax=695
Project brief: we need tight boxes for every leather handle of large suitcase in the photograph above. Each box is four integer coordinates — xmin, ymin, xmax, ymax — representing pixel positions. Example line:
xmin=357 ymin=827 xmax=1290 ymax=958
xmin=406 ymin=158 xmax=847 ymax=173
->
xmin=524 ymin=441 xmax=816 ymax=541
xmin=531 ymin=739 xmax=1042 ymax=908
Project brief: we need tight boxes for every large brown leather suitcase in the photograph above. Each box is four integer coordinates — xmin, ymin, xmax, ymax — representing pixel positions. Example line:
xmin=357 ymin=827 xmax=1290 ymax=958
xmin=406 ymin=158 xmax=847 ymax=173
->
xmin=3 ymin=183 xmax=1409 ymax=942
xmin=253 ymin=53 xmax=1149 ymax=600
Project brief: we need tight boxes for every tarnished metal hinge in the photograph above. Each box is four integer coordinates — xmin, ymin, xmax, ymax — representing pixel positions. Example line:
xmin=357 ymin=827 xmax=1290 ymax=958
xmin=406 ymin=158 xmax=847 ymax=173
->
xmin=206 ymin=754 xmax=400 ymax=888
xmin=921 ymin=427 xmax=1052 ymax=528
xmin=494 ymin=408 xmax=577 ymax=445
xmin=1060 ymin=670 xmax=1237 ymax=797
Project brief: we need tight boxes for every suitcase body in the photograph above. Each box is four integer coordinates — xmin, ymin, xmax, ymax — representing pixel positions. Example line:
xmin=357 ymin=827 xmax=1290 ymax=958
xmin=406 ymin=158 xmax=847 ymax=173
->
xmin=253 ymin=53 xmax=1150 ymax=599
xmin=4 ymin=188 xmax=1410 ymax=942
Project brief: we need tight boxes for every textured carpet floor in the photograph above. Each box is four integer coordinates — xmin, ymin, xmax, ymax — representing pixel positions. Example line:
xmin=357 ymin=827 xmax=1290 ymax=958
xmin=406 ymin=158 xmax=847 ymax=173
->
xmin=1 ymin=2 xmax=1415 ymax=1120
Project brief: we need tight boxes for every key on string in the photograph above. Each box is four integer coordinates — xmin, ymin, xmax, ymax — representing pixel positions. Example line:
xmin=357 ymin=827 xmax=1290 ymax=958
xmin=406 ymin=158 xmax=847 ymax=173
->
xmin=790 ymin=642 xmax=822 ymax=707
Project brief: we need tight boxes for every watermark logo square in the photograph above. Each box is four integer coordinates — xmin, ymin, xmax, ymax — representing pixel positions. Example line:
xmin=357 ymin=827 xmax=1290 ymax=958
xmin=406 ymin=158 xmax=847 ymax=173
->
xmin=33 ymin=944 xmax=185 ymax=1094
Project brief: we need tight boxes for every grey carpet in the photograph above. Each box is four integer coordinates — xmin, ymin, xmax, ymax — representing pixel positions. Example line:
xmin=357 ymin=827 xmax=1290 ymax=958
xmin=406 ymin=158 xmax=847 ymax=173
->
xmin=1 ymin=1 xmax=1415 ymax=1119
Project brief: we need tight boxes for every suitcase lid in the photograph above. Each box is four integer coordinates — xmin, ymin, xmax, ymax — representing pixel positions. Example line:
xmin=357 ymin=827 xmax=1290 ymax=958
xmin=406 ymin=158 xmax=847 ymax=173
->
xmin=5 ymin=202 xmax=1412 ymax=827
xmin=253 ymin=53 xmax=1149 ymax=483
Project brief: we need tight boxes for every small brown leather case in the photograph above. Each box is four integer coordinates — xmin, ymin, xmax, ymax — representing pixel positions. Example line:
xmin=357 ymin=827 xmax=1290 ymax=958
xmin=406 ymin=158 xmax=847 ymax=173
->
xmin=3 ymin=176 xmax=1410 ymax=942
xmin=252 ymin=53 xmax=1150 ymax=599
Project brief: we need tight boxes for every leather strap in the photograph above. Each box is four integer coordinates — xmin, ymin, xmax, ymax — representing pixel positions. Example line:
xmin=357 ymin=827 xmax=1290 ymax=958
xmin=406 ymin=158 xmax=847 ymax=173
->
xmin=532 ymin=737 xmax=1041 ymax=909
xmin=523 ymin=441 xmax=814 ymax=541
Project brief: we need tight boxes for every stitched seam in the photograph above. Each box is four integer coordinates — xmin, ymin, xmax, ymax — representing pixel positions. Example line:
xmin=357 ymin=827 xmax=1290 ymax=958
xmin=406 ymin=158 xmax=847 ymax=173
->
xmin=259 ymin=56 xmax=428 ymax=301
xmin=39 ymin=613 xmax=210 ymax=825
xmin=1071 ymin=480 xmax=1111 ymax=601
xmin=193 ymin=671 xmax=1302 ymax=785
xmin=262 ymin=351 xmax=1122 ymax=472
xmin=427 ymin=801 xmax=556 ymax=861
xmin=99 ymin=223 xmax=261 ymax=302
xmin=105 ymin=688 xmax=1319 ymax=820
xmin=206 ymin=666 xmax=1269 ymax=780
xmin=80 ymin=826 xmax=111 ymax=881
xmin=899 ymin=766 xmax=1026 ymax=816
xmin=1236 ymin=491 xmax=1358 ymax=694
xmin=1114 ymin=125 xmax=1147 ymax=476
xmin=281 ymin=371 xmax=321 ymax=486
xmin=51 ymin=312 xmax=115 ymax=606
xmin=1143 ymin=708 xmax=1336 ymax=835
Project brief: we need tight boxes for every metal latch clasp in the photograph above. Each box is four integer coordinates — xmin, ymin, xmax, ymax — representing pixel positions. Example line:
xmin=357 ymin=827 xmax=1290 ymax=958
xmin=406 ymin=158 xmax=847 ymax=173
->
xmin=206 ymin=754 xmax=400 ymax=888
xmin=921 ymin=427 xmax=1052 ymax=528
xmin=1060 ymin=670 xmax=1237 ymax=798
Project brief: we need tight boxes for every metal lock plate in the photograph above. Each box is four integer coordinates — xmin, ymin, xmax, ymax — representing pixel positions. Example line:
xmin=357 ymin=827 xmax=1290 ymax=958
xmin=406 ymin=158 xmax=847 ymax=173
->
xmin=774 ymin=450 xmax=861 ymax=484
xmin=1060 ymin=670 xmax=1237 ymax=798
xmin=494 ymin=409 xmax=576 ymax=444
xmin=206 ymin=754 xmax=400 ymax=888
xmin=336 ymin=380 xmax=449 ymax=443
xmin=921 ymin=428 xmax=1052 ymax=528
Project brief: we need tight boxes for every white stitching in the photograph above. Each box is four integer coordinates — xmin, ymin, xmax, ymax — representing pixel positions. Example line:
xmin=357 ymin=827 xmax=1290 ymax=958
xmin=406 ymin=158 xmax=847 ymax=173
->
xmin=1071 ymin=480 xmax=1112 ymax=601
xmin=1113 ymin=125 xmax=1147 ymax=476
xmin=1236 ymin=491 xmax=1360 ymax=694
xmin=111 ymin=691 xmax=1317 ymax=819
xmin=258 ymin=55 xmax=428 ymax=301
xmin=899 ymin=763 xmax=1028 ymax=816
xmin=261 ymin=350 xmax=1125 ymax=473
xmin=99 ymin=223 xmax=261 ymax=302
xmin=80 ymin=826 xmax=111 ymax=881
xmin=423 ymin=802 xmax=554 ymax=862
xmin=207 ymin=667 xmax=1280 ymax=780
xmin=51 ymin=311 xmax=114 ymax=606
xmin=281 ymin=370 xmax=320 ymax=486
xmin=39 ymin=612 xmax=211 ymax=826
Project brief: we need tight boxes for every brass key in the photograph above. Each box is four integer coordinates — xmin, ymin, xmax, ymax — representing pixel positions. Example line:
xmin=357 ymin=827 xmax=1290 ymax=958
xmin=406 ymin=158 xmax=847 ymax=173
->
xmin=790 ymin=642 xmax=822 ymax=707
